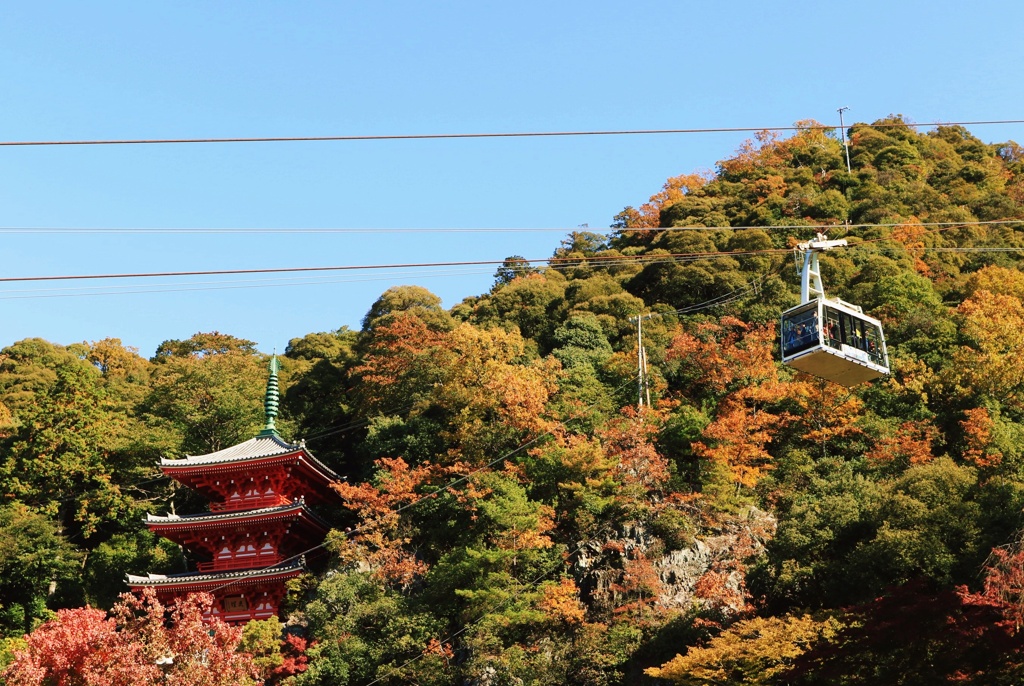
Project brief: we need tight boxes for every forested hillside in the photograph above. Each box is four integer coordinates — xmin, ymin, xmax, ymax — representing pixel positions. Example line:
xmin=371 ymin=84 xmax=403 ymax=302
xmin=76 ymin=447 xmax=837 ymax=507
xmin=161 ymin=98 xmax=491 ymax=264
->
xmin=5 ymin=117 xmax=1024 ymax=684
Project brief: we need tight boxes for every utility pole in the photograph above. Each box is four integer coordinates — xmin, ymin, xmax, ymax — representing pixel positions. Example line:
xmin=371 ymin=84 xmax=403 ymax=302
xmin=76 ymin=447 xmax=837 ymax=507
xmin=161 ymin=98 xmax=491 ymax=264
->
xmin=635 ymin=315 xmax=652 ymax=408
xmin=636 ymin=316 xmax=644 ymax=408
xmin=837 ymin=106 xmax=852 ymax=173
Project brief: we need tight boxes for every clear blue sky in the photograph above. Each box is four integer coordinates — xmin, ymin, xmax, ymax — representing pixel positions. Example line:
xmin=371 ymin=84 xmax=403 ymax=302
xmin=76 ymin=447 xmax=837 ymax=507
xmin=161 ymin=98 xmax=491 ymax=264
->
xmin=1 ymin=1 xmax=1022 ymax=357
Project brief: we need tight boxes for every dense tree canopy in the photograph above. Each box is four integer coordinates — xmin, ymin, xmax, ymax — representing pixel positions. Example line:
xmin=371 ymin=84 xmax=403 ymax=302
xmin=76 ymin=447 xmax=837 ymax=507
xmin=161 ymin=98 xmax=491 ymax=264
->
xmin=5 ymin=119 xmax=1024 ymax=684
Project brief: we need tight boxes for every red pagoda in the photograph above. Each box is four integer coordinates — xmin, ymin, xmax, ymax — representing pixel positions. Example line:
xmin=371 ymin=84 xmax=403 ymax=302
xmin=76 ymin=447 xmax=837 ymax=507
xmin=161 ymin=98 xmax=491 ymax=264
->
xmin=128 ymin=356 xmax=342 ymax=624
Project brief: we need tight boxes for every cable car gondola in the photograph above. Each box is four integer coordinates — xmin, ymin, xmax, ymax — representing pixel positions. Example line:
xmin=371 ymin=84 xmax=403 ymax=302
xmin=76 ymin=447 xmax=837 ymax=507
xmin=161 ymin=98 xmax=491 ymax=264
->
xmin=781 ymin=234 xmax=889 ymax=387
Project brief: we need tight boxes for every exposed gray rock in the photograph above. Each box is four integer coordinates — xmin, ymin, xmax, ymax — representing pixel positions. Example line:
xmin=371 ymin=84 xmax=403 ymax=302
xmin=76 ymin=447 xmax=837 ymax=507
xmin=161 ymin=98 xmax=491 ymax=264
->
xmin=574 ymin=507 xmax=776 ymax=617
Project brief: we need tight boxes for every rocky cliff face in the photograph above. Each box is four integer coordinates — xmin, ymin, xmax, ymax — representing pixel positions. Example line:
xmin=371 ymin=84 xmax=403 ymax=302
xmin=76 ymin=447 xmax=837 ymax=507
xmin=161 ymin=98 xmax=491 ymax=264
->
xmin=574 ymin=507 xmax=776 ymax=617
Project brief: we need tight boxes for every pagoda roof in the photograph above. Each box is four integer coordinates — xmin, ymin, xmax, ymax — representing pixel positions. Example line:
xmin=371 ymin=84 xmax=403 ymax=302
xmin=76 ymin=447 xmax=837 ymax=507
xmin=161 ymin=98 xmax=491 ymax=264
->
xmin=126 ymin=559 xmax=304 ymax=588
xmin=160 ymin=434 xmax=340 ymax=481
xmin=145 ymin=500 xmax=329 ymax=531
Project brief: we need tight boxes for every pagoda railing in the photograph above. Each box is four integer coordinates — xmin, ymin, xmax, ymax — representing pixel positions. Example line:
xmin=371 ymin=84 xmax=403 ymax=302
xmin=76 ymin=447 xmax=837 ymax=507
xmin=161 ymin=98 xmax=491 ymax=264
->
xmin=208 ymin=494 xmax=292 ymax=512
xmin=196 ymin=554 xmax=284 ymax=573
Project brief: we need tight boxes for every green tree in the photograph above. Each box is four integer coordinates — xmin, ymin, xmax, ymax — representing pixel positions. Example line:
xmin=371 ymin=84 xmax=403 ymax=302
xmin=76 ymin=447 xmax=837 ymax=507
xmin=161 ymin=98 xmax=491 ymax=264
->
xmin=0 ymin=505 xmax=80 ymax=636
xmin=152 ymin=331 xmax=258 ymax=360
xmin=1 ymin=363 xmax=141 ymax=541
xmin=144 ymin=347 xmax=268 ymax=454
xmin=283 ymin=327 xmax=359 ymax=473
xmin=299 ymin=571 xmax=447 ymax=686
xmin=0 ymin=338 xmax=92 ymax=419
xmin=362 ymin=285 xmax=454 ymax=333
xmin=494 ymin=255 xmax=537 ymax=287
xmin=468 ymin=271 xmax=567 ymax=345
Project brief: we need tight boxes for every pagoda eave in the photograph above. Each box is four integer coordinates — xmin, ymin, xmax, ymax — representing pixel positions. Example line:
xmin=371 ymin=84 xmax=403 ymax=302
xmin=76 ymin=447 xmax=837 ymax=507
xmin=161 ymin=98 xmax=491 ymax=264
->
xmin=127 ymin=561 xmax=303 ymax=625
xmin=160 ymin=452 xmax=341 ymax=506
xmin=127 ymin=561 xmax=304 ymax=593
xmin=160 ymin=434 xmax=340 ymax=481
xmin=144 ymin=502 xmax=331 ymax=563
xmin=145 ymin=501 xmax=330 ymax=532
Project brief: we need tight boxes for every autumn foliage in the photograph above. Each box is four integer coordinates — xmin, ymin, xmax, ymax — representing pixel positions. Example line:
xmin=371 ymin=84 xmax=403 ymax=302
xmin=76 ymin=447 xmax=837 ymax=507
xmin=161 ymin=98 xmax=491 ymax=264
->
xmin=3 ymin=590 xmax=260 ymax=686
xmin=332 ymin=456 xmax=433 ymax=586
xmin=668 ymin=317 xmax=792 ymax=487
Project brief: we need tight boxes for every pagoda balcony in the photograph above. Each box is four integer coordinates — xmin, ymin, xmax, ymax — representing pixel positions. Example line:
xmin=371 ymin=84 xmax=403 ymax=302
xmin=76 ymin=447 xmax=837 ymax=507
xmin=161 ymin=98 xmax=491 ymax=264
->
xmin=208 ymin=494 xmax=292 ymax=512
xmin=196 ymin=554 xmax=284 ymax=573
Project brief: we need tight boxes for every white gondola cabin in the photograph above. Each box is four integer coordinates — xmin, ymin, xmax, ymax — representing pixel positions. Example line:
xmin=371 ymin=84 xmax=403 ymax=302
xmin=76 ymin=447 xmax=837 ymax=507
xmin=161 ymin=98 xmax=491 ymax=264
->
xmin=781 ymin=298 xmax=888 ymax=386
xmin=781 ymin=234 xmax=890 ymax=387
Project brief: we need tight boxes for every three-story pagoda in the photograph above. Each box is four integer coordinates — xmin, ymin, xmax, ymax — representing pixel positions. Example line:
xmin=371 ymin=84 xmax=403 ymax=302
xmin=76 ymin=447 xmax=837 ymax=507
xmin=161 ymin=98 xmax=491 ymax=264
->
xmin=128 ymin=356 xmax=342 ymax=625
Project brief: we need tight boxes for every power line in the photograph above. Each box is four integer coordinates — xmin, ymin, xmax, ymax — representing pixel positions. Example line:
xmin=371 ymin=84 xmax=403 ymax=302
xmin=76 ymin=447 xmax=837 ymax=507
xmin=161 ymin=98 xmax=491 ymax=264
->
xmin=3 ymin=221 xmax=981 ymax=286
xmin=0 ymin=253 xmax=762 ymax=299
xmin=0 ymin=221 xmax=1015 ymax=298
xmin=1 ymin=120 xmax=1021 ymax=148
xmin=0 ymin=260 xmax=515 ymax=284
xmin=300 ymin=403 xmax=423 ymax=444
xmin=1 ymin=219 xmax=1022 ymax=234
xmin=0 ymin=251 xmax=792 ymax=285
xmin=666 ymin=274 xmax=773 ymax=316
xmin=0 ymin=266 xmax=502 ymax=300
xmin=0 ymin=227 xmax=585 ymax=234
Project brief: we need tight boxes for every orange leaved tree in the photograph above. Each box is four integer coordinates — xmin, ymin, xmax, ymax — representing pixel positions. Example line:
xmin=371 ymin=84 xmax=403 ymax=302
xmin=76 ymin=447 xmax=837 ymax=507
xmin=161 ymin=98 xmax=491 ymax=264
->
xmin=3 ymin=589 xmax=260 ymax=686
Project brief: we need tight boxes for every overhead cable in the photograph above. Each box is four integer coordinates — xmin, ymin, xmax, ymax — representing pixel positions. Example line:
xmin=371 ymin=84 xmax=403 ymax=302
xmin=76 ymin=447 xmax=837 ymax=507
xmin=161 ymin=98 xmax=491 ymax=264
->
xmin=0 ymin=222 xmax=1014 ymax=297
xmin=0 ymin=266 xmax=503 ymax=300
xmin=0 ymin=251 xmax=791 ymax=285
xmin=1 ymin=119 xmax=1022 ymax=148
xmin=1 ymin=218 xmax=1021 ymax=234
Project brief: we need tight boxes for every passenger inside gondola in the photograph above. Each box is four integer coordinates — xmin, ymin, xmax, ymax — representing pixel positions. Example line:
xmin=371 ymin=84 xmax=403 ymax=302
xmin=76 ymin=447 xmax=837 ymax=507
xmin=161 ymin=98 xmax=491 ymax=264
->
xmin=782 ymin=306 xmax=820 ymax=356
xmin=820 ymin=305 xmax=886 ymax=366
